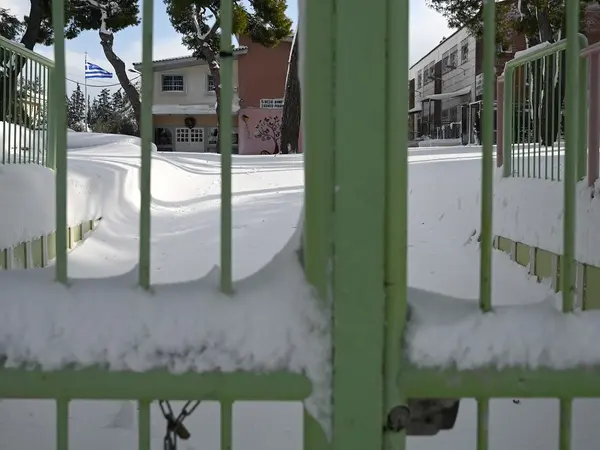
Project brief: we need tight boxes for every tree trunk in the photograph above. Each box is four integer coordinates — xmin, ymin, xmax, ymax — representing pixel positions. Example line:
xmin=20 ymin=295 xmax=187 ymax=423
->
xmin=200 ymin=46 xmax=222 ymax=153
xmin=20 ymin=0 xmax=45 ymax=50
xmin=99 ymin=31 xmax=142 ymax=127
xmin=280 ymin=31 xmax=301 ymax=154
xmin=538 ymin=10 xmax=566 ymax=146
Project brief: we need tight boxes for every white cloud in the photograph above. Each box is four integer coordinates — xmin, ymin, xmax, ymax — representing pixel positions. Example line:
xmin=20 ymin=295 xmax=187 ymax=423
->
xmin=33 ymin=33 xmax=190 ymax=95
xmin=409 ymin=1 xmax=455 ymax=65
xmin=0 ymin=0 xmax=28 ymax=18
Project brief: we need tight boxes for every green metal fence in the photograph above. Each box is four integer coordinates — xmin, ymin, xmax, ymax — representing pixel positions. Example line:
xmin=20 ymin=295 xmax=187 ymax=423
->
xmin=1 ymin=0 xmax=594 ymax=449
xmin=0 ymin=35 xmax=54 ymax=167
xmin=500 ymin=35 xmax=588 ymax=181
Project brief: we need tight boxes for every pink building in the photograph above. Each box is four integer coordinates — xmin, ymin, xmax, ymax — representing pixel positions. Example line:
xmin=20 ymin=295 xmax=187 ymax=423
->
xmin=237 ymin=34 xmax=301 ymax=155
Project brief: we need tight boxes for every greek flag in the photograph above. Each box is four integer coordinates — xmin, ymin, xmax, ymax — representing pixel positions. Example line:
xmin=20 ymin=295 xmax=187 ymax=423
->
xmin=85 ymin=62 xmax=113 ymax=79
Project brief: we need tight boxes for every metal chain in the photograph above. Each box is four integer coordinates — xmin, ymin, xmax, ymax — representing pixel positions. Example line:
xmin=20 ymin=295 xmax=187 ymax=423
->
xmin=159 ymin=400 xmax=202 ymax=450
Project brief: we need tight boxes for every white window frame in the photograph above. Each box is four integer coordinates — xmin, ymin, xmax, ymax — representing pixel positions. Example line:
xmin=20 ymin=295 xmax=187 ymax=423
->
xmin=442 ymin=51 xmax=450 ymax=73
xmin=448 ymin=46 xmax=458 ymax=69
xmin=207 ymin=74 xmax=215 ymax=92
xmin=423 ymin=64 xmax=431 ymax=85
xmin=461 ymin=39 xmax=469 ymax=64
xmin=190 ymin=128 xmax=204 ymax=143
xmin=161 ymin=74 xmax=185 ymax=93
xmin=175 ymin=128 xmax=190 ymax=143
xmin=260 ymin=98 xmax=284 ymax=109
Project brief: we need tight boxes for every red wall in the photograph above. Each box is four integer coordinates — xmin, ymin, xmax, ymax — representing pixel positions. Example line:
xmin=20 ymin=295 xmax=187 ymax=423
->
xmin=237 ymin=35 xmax=292 ymax=108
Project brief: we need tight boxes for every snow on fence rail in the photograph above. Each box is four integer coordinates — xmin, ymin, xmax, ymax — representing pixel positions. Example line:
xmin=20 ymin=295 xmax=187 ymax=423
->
xmin=2 ymin=0 xmax=600 ymax=449
xmin=0 ymin=35 xmax=53 ymax=168
xmin=497 ymin=35 xmax=600 ymax=186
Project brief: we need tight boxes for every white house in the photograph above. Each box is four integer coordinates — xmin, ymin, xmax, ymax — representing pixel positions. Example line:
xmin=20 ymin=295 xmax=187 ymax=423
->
xmin=132 ymin=51 xmax=244 ymax=153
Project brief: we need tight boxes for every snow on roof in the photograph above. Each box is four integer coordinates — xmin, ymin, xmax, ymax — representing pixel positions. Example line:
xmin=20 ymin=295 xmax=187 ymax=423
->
xmin=152 ymin=104 xmax=241 ymax=115
xmin=132 ymin=47 xmax=249 ymax=67
xmin=408 ymin=104 xmax=422 ymax=114
xmin=422 ymin=86 xmax=472 ymax=101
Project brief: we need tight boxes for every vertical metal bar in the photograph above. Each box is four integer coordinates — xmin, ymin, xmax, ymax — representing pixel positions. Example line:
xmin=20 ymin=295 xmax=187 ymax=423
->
xmin=36 ymin=61 xmax=42 ymax=165
xmin=503 ymin=69 xmax=514 ymax=177
xmin=138 ymin=400 xmax=151 ymax=450
xmin=28 ymin=57 xmax=33 ymax=163
xmin=588 ymin=53 xmax=600 ymax=186
xmin=303 ymin=0 xmax=335 ymax=299
xmin=383 ymin=0 xmax=408 ymax=447
xmin=56 ymin=399 xmax=69 ymax=450
xmin=526 ymin=62 xmax=531 ymax=178
xmin=562 ymin=0 xmax=579 ymax=313
xmin=332 ymin=0 xmax=387 ymax=447
xmin=544 ymin=55 xmax=551 ymax=180
xmin=2 ymin=48 xmax=6 ymax=165
xmin=559 ymin=399 xmax=572 ymax=450
xmin=7 ymin=50 xmax=13 ymax=164
xmin=221 ymin=401 xmax=233 ymax=450
xmin=46 ymin=70 xmax=55 ymax=170
xmin=496 ymin=77 xmax=504 ymax=168
xmin=53 ymin=0 xmax=68 ymax=285
xmin=219 ymin=0 xmax=233 ymax=295
xmin=516 ymin=66 xmax=522 ymax=176
xmin=536 ymin=59 xmax=541 ymax=178
xmin=17 ymin=54 xmax=22 ymax=164
xmin=552 ymin=52 xmax=559 ymax=181
xmin=477 ymin=399 xmax=489 ymax=450
xmin=479 ymin=0 xmax=495 ymax=313
xmin=138 ymin=0 xmax=154 ymax=290
xmin=578 ymin=46 xmax=588 ymax=181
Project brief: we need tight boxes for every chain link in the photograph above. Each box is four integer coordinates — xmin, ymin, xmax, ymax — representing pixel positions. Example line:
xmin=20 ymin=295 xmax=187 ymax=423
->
xmin=159 ymin=400 xmax=202 ymax=450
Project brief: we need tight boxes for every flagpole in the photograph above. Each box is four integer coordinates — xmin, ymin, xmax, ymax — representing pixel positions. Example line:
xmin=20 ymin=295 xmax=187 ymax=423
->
xmin=84 ymin=51 xmax=88 ymax=132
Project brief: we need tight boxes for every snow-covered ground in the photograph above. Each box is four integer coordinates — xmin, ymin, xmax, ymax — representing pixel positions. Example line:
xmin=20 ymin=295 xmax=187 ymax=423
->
xmin=1 ymin=140 xmax=599 ymax=449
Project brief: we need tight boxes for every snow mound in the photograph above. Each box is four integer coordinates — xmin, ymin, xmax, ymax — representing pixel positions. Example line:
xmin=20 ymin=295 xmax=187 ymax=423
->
xmin=0 ymin=222 xmax=332 ymax=434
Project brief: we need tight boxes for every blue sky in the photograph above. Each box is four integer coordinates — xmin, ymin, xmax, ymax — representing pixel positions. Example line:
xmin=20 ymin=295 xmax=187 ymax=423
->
xmin=2 ymin=0 xmax=452 ymax=96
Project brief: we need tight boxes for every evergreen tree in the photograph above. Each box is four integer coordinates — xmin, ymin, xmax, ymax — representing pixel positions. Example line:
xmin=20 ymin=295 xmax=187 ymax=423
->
xmin=89 ymin=88 xmax=114 ymax=133
xmin=163 ymin=0 xmax=292 ymax=152
xmin=5 ymin=0 xmax=141 ymax=127
xmin=67 ymin=83 xmax=86 ymax=131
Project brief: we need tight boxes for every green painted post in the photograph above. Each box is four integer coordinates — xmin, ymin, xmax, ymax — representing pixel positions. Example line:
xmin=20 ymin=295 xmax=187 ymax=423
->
xmin=503 ymin=69 xmax=514 ymax=177
xmin=578 ymin=54 xmax=588 ymax=181
xmin=52 ymin=0 xmax=68 ymax=285
xmin=382 ymin=0 xmax=408 ymax=448
xmin=302 ymin=0 xmax=334 ymax=300
xmin=479 ymin=0 xmax=495 ymax=313
xmin=56 ymin=399 xmax=69 ymax=450
xmin=332 ymin=0 xmax=387 ymax=450
xmin=46 ymin=71 xmax=55 ymax=170
xmin=562 ymin=0 xmax=580 ymax=314
xmin=219 ymin=0 xmax=233 ymax=295
xmin=138 ymin=401 xmax=151 ymax=450
xmin=138 ymin=0 xmax=154 ymax=290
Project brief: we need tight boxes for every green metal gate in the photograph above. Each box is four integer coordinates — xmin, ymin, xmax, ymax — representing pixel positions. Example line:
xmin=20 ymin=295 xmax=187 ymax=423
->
xmin=1 ymin=0 xmax=597 ymax=449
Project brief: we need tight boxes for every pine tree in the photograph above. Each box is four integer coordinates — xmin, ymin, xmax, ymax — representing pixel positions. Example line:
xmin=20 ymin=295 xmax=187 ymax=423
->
xmin=89 ymin=88 xmax=115 ymax=133
xmin=67 ymin=83 xmax=86 ymax=131
xmin=7 ymin=0 xmax=141 ymax=127
xmin=164 ymin=0 xmax=292 ymax=152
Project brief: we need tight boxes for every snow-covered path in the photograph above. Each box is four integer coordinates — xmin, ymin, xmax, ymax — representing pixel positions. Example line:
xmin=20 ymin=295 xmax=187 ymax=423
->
xmin=2 ymin=141 xmax=598 ymax=449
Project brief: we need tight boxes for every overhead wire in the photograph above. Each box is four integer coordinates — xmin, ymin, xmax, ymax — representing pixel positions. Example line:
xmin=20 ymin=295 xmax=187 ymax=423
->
xmin=65 ymin=74 xmax=141 ymax=88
